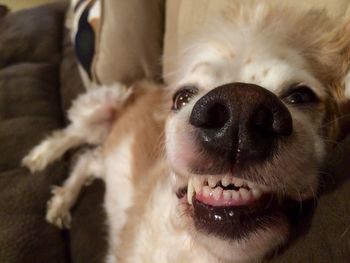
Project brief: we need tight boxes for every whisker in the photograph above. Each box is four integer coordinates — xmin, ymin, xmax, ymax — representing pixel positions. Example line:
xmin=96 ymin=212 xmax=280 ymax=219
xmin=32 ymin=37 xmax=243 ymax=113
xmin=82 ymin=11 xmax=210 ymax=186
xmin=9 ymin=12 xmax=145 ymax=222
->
xmin=320 ymin=113 xmax=350 ymax=129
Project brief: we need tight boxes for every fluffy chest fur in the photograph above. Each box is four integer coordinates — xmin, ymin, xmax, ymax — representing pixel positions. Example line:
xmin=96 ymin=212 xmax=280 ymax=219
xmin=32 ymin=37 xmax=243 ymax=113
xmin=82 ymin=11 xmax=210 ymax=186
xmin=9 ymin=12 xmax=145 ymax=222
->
xmin=102 ymin=90 xmax=214 ymax=263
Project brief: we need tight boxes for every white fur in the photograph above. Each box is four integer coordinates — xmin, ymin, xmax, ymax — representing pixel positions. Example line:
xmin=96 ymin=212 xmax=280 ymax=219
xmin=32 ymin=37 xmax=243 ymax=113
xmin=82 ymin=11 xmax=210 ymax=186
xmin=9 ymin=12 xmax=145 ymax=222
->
xmin=104 ymin=135 xmax=135 ymax=260
xmin=22 ymin=83 xmax=132 ymax=173
xmin=174 ymin=22 xmax=326 ymax=100
xmin=22 ymin=83 xmax=131 ymax=230
xmin=46 ymin=147 xmax=104 ymax=228
xmin=121 ymin=165 xmax=194 ymax=263
xmin=22 ymin=127 xmax=83 ymax=173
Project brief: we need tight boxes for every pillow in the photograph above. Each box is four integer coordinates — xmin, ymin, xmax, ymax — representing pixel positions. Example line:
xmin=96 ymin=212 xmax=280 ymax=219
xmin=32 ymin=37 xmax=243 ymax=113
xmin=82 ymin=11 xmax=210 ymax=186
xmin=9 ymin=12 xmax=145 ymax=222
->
xmin=70 ymin=0 xmax=165 ymax=88
xmin=93 ymin=0 xmax=164 ymax=85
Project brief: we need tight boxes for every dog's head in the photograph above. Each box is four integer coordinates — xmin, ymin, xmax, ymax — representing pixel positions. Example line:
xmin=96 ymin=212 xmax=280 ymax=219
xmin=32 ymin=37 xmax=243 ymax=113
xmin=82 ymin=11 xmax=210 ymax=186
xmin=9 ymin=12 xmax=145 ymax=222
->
xmin=164 ymin=2 xmax=350 ymax=262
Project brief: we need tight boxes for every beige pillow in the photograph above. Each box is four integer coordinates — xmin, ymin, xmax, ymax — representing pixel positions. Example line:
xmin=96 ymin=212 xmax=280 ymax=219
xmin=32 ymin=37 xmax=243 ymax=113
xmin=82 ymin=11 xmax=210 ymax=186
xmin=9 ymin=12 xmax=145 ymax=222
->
xmin=93 ymin=0 xmax=165 ymax=85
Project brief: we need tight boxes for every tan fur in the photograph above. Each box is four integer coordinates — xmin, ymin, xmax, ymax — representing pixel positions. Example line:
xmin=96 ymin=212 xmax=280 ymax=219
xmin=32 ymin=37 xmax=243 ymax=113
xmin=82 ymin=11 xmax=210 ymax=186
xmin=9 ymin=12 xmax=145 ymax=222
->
xmin=102 ymin=86 xmax=167 ymax=260
xmin=262 ymin=69 xmax=269 ymax=77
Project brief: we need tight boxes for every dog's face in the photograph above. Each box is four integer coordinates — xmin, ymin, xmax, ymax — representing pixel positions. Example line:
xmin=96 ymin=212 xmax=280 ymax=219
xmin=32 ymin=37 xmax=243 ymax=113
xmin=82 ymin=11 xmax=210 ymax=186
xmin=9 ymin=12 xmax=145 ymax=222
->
xmin=165 ymin=3 xmax=350 ymax=262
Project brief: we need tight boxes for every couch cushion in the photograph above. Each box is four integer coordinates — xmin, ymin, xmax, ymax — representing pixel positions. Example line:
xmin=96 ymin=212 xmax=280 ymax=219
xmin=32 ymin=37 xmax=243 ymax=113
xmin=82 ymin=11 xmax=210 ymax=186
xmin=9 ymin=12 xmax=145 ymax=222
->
xmin=60 ymin=25 xmax=107 ymax=262
xmin=267 ymin=136 xmax=350 ymax=263
xmin=0 ymin=4 xmax=69 ymax=263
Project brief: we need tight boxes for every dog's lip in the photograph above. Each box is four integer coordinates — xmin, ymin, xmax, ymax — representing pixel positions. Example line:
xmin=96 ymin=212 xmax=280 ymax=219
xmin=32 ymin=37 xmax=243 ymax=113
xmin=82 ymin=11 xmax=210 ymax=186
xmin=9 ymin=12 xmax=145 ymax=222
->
xmin=186 ymin=179 xmax=308 ymax=241
xmin=175 ymin=173 xmax=315 ymax=241
xmin=191 ymin=194 xmax=297 ymax=240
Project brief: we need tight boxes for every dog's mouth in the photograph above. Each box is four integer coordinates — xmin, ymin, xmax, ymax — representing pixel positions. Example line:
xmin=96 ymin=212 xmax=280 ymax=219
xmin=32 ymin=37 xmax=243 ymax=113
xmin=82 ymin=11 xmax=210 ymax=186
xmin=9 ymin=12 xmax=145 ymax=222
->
xmin=176 ymin=174 xmax=309 ymax=240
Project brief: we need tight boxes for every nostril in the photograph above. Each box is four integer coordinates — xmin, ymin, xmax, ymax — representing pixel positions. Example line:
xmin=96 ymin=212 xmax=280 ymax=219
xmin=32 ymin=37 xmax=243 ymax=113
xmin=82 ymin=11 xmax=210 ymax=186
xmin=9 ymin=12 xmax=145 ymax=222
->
xmin=251 ymin=106 xmax=274 ymax=135
xmin=251 ymin=105 xmax=293 ymax=137
xmin=204 ymin=103 xmax=230 ymax=129
xmin=190 ymin=102 xmax=230 ymax=129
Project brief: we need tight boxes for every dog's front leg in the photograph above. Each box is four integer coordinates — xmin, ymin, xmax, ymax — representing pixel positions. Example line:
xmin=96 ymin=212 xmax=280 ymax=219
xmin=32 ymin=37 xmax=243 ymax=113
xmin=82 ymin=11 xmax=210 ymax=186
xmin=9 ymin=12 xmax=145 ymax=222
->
xmin=22 ymin=126 xmax=84 ymax=173
xmin=46 ymin=147 xmax=104 ymax=229
xmin=22 ymin=83 xmax=132 ymax=173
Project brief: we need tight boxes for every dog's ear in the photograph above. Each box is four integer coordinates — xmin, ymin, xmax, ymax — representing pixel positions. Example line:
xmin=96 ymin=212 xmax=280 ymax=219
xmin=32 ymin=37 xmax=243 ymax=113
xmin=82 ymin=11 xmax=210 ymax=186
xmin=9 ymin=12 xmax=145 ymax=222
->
xmin=309 ymin=17 xmax=350 ymax=141
xmin=337 ymin=75 xmax=350 ymax=141
xmin=328 ymin=20 xmax=350 ymax=141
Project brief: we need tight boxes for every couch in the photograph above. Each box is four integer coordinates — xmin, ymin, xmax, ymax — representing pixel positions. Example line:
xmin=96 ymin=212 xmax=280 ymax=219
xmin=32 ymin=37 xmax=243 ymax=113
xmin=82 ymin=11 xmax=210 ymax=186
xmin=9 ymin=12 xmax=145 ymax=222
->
xmin=0 ymin=3 xmax=106 ymax=262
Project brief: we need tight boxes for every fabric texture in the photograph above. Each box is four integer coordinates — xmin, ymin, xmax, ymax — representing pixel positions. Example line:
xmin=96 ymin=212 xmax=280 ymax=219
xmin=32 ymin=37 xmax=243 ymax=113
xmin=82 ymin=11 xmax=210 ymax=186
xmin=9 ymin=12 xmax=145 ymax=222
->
xmin=93 ymin=0 xmax=165 ymax=85
xmin=0 ymin=4 xmax=69 ymax=262
xmin=71 ymin=0 xmax=101 ymax=83
xmin=0 ymin=3 xmax=106 ymax=262
xmin=268 ymin=136 xmax=350 ymax=263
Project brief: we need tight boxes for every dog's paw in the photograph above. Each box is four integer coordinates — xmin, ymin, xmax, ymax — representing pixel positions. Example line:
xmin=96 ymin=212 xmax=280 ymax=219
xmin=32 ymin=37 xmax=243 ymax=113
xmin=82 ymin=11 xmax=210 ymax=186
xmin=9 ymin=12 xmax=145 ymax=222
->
xmin=22 ymin=144 xmax=52 ymax=173
xmin=46 ymin=186 xmax=72 ymax=229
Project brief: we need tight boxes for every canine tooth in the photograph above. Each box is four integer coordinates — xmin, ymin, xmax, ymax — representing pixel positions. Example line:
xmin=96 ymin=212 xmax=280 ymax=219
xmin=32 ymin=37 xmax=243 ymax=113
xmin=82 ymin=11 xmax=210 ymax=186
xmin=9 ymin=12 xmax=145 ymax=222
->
xmin=223 ymin=190 xmax=231 ymax=200
xmin=252 ymin=188 xmax=262 ymax=199
xmin=239 ymin=188 xmax=250 ymax=201
xmin=213 ymin=187 xmax=223 ymax=200
xmin=187 ymin=179 xmax=195 ymax=205
xmin=193 ymin=177 xmax=202 ymax=193
xmin=221 ymin=175 xmax=231 ymax=187
xmin=208 ymin=176 xmax=218 ymax=188
xmin=231 ymin=190 xmax=239 ymax=201
xmin=203 ymin=186 xmax=211 ymax=197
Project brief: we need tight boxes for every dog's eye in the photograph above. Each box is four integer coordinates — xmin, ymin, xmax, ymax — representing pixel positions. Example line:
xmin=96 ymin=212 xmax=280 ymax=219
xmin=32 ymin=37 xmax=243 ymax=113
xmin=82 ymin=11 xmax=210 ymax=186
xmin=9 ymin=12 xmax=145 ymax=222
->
xmin=283 ymin=85 xmax=319 ymax=105
xmin=172 ymin=87 xmax=197 ymax=111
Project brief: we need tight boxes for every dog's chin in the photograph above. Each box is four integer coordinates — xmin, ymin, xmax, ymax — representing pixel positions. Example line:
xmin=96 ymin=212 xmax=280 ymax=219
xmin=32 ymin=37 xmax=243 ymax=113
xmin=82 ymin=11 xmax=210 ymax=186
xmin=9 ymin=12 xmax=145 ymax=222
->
xmin=173 ymin=168 xmax=315 ymax=263
xmin=192 ymin=219 xmax=289 ymax=263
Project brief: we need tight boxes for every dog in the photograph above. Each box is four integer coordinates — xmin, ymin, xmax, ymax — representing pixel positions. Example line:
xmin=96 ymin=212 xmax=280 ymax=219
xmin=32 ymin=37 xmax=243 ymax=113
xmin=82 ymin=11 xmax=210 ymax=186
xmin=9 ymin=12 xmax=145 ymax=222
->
xmin=23 ymin=2 xmax=350 ymax=263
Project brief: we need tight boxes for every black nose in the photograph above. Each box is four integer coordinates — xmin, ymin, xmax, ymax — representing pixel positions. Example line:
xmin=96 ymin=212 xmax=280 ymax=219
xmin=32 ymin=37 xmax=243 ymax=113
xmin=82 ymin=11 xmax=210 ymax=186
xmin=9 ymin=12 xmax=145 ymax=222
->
xmin=189 ymin=83 xmax=293 ymax=166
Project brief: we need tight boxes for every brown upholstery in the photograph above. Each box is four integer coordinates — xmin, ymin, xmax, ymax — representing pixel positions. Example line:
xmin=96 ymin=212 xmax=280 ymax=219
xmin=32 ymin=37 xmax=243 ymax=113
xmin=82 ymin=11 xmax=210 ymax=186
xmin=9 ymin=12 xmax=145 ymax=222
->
xmin=0 ymin=4 xmax=69 ymax=262
xmin=0 ymin=4 xmax=106 ymax=262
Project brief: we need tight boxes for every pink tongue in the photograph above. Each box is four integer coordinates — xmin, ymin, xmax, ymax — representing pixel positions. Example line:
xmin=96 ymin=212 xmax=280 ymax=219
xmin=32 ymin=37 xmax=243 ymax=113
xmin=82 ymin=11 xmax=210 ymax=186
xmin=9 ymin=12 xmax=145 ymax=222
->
xmin=196 ymin=192 xmax=256 ymax=207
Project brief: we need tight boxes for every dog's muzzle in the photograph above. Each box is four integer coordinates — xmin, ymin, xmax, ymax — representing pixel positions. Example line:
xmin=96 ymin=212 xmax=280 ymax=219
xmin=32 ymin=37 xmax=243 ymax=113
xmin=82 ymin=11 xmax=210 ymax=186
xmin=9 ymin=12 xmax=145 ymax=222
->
xmin=175 ymin=83 xmax=315 ymax=243
xmin=190 ymin=82 xmax=293 ymax=169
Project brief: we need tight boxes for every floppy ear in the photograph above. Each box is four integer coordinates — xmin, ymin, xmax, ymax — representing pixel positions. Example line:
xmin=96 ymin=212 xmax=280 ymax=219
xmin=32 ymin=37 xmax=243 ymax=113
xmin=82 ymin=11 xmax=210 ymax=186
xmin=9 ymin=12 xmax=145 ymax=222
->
xmin=330 ymin=20 xmax=350 ymax=141
xmin=312 ymin=17 xmax=350 ymax=141
xmin=337 ymin=74 xmax=350 ymax=141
